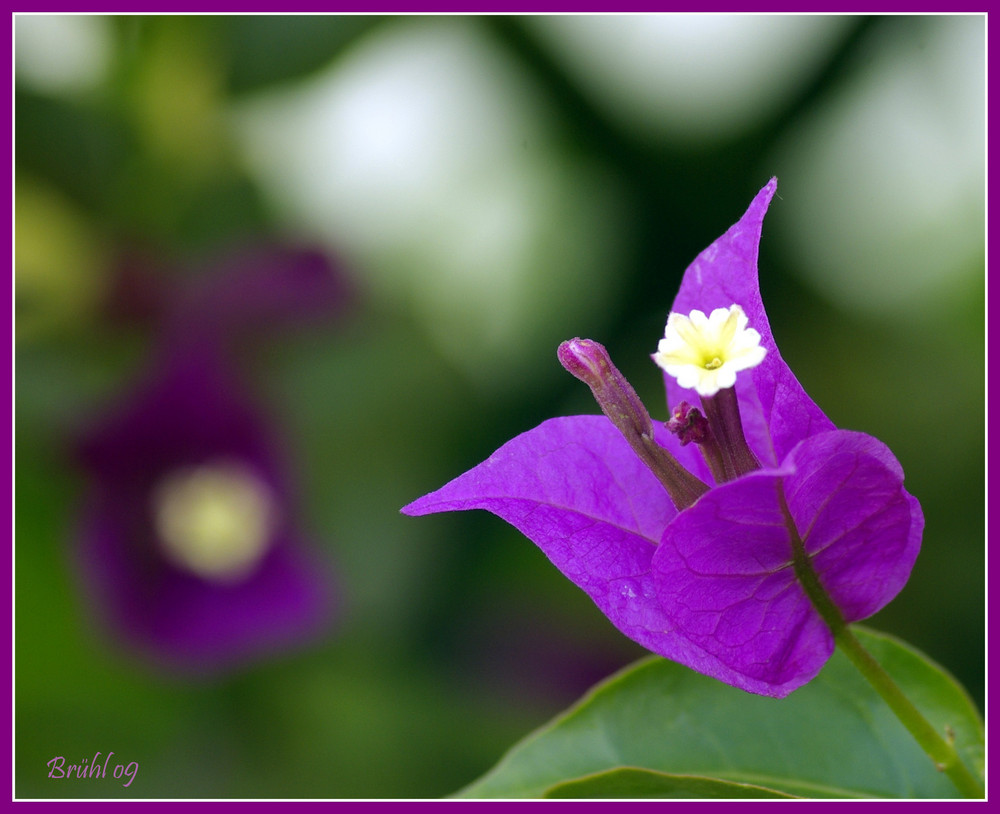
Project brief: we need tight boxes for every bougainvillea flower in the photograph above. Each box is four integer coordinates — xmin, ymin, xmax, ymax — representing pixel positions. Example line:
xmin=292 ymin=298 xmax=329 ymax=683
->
xmin=74 ymin=245 xmax=347 ymax=675
xmin=402 ymin=179 xmax=922 ymax=697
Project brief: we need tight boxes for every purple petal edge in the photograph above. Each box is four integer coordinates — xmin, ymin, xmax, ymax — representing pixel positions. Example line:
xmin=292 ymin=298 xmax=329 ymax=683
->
xmin=403 ymin=415 xmax=813 ymax=697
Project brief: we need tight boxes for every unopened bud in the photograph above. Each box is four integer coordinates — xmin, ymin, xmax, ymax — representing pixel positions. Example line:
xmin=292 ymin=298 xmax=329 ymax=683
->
xmin=559 ymin=338 xmax=709 ymax=511
xmin=559 ymin=338 xmax=653 ymax=439
xmin=666 ymin=401 xmax=729 ymax=484
xmin=666 ymin=402 xmax=710 ymax=446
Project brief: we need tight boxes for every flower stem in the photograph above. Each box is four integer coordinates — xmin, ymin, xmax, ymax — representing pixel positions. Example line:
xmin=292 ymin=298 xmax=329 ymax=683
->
xmin=778 ymin=486 xmax=984 ymax=799
xmin=699 ymin=386 xmax=760 ymax=480
xmin=831 ymin=625 xmax=984 ymax=799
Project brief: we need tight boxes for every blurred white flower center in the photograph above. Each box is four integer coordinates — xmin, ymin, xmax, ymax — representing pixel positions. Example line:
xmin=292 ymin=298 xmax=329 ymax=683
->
xmin=152 ymin=461 xmax=276 ymax=582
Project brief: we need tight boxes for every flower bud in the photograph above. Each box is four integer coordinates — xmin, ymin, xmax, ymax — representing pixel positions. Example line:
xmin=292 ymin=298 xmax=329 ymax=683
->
xmin=666 ymin=401 xmax=710 ymax=446
xmin=559 ymin=338 xmax=709 ymax=511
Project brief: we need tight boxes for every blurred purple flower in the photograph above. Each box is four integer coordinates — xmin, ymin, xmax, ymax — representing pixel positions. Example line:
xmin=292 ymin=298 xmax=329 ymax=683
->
xmin=75 ymin=243 xmax=350 ymax=675
xmin=403 ymin=180 xmax=922 ymax=698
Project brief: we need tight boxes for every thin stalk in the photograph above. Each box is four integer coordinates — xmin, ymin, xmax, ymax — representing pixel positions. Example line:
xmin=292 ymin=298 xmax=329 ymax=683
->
xmin=778 ymin=487 xmax=984 ymax=799
xmin=558 ymin=339 xmax=710 ymax=510
xmin=832 ymin=626 xmax=983 ymax=799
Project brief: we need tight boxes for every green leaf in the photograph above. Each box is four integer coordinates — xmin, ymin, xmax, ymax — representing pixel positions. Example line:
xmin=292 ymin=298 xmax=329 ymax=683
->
xmin=221 ymin=16 xmax=383 ymax=95
xmin=456 ymin=627 xmax=983 ymax=799
xmin=543 ymin=769 xmax=797 ymax=799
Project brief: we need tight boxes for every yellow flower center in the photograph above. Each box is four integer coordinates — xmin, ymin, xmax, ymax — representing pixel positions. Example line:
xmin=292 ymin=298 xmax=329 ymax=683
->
xmin=152 ymin=461 xmax=277 ymax=582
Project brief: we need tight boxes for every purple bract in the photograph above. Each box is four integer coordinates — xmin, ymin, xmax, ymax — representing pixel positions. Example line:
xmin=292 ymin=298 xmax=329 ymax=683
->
xmin=402 ymin=180 xmax=922 ymax=697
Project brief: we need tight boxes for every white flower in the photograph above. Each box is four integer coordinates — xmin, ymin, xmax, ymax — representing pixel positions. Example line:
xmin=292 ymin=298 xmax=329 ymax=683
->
xmin=653 ymin=304 xmax=766 ymax=397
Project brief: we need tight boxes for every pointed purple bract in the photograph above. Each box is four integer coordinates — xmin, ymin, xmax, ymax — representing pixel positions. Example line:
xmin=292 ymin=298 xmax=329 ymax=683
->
xmin=664 ymin=179 xmax=835 ymax=468
xmin=402 ymin=180 xmax=922 ymax=697
xmin=404 ymin=416 xmax=809 ymax=696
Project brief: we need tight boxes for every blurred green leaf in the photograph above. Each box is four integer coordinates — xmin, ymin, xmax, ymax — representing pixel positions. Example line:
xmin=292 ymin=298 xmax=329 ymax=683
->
xmin=456 ymin=627 xmax=983 ymax=799
xmin=221 ymin=15 xmax=384 ymax=95
xmin=544 ymin=769 xmax=796 ymax=799
xmin=15 ymin=89 xmax=136 ymax=212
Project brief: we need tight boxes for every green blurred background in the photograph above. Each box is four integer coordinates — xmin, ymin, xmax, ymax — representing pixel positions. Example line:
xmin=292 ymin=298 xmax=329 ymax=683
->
xmin=14 ymin=14 xmax=984 ymax=799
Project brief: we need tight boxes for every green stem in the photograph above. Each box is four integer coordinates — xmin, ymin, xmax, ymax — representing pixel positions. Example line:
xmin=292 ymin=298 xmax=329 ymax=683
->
xmin=832 ymin=626 xmax=983 ymax=799
xmin=778 ymin=488 xmax=984 ymax=799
